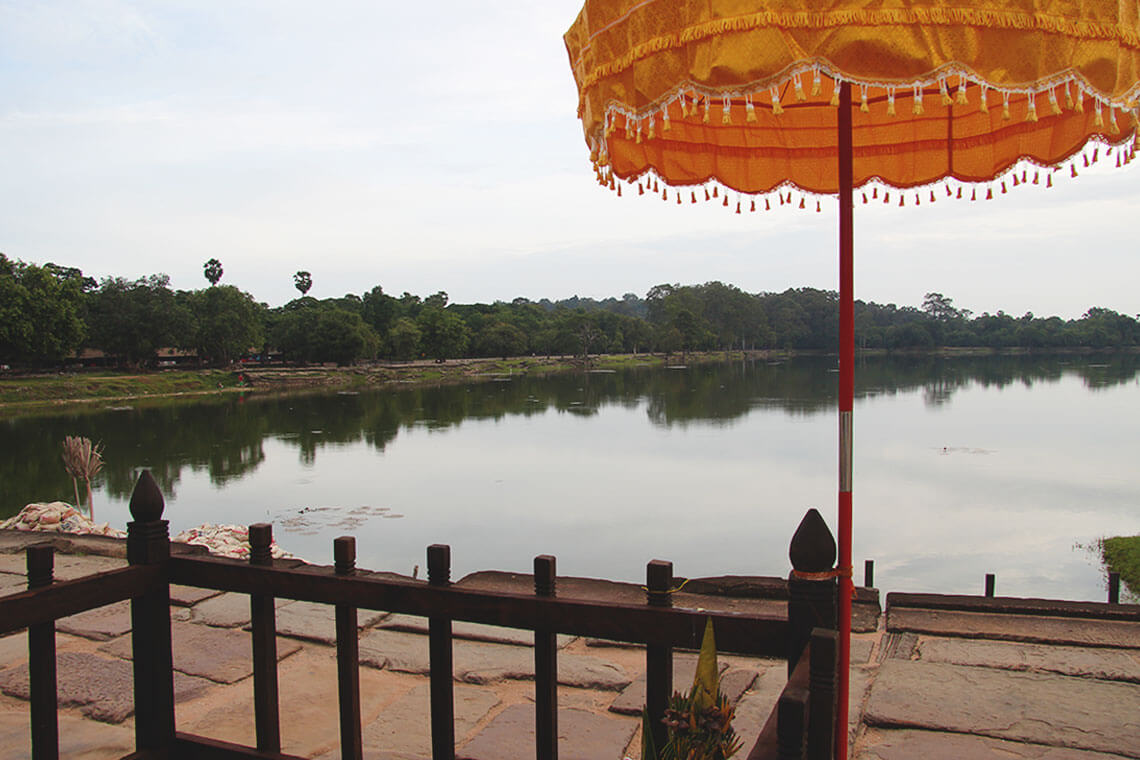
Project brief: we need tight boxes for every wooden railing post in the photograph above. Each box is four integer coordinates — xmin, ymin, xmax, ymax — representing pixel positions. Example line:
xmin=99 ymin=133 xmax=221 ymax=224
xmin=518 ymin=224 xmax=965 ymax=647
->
xmin=787 ymin=509 xmax=837 ymax=676
xmin=1108 ymin=572 xmax=1120 ymax=604
xmin=985 ymin=573 xmax=996 ymax=597
xmin=428 ymin=544 xmax=455 ymax=760
xmin=27 ymin=544 xmax=58 ymax=760
xmin=249 ymin=522 xmax=281 ymax=753
xmin=126 ymin=470 xmax=176 ymax=755
xmin=335 ymin=536 xmax=363 ymax=760
xmin=534 ymin=555 xmax=558 ymax=760
xmin=645 ymin=559 xmax=674 ymax=754
xmin=807 ymin=628 xmax=838 ymax=760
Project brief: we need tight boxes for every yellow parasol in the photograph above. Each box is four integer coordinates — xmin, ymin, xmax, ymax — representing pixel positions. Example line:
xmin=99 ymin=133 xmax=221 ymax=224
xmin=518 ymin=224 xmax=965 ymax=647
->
xmin=564 ymin=2 xmax=1140 ymax=757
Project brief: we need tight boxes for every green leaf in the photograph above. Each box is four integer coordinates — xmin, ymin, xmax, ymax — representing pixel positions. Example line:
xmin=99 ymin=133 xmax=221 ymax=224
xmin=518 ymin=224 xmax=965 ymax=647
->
xmin=691 ymin=617 xmax=718 ymax=713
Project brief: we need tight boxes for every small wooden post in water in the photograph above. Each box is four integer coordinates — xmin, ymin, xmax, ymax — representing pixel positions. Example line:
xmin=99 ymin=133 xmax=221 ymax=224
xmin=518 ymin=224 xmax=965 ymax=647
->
xmin=788 ymin=509 xmax=838 ymax=676
xmin=127 ymin=470 xmax=176 ymax=755
xmin=1108 ymin=572 xmax=1121 ymax=604
xmin=249 ymin=522 xmax=281 ymax=753
xmin=428 ymin=544 xmax=455 ymax=760
xmin=985 ymin=573 xmax=996 ymax=598
xmin=335 ymin=536 xmax=363 ymax=760
xmin=863 ymin=560 xmax=874 ymax=589
xmin=27 ymin=544 xmax=58 ymax=760
xmin=645 ymin=559 xmax=674 ymax=754
xmin=534 ymin=555 xmax=558 ymax=760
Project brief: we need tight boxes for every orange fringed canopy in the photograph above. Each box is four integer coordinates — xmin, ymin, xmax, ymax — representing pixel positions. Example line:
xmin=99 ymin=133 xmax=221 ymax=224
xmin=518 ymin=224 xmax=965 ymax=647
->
xmin=565 ymin=0 xmax=1140 ymax=195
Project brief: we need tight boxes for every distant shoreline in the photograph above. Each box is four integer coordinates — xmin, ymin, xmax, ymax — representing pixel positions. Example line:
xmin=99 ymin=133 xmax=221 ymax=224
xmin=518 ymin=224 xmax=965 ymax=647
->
xmin=1 ymin=346 xmax=1135 ymax=413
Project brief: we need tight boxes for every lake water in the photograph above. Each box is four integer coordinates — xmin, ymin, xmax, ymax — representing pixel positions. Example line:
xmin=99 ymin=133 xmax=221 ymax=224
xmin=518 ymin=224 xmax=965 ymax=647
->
xmin=3 ymin=354 xmax=1138 ymax=601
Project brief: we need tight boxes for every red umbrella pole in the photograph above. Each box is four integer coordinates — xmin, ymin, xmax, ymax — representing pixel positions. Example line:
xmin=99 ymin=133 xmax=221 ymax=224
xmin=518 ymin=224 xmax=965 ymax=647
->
xmin=836 ymin=81 xmax=855 ymax=760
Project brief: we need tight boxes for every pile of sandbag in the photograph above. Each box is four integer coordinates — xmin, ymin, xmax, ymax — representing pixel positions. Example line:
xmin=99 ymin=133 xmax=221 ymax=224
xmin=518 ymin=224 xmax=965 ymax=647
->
xmin=0 ymin=502 xmax=125 ymax=538
xmin=173 ymin=524 xmax=294 ymax=560
xmin=1 ymin=503 xmax=294 ymax=560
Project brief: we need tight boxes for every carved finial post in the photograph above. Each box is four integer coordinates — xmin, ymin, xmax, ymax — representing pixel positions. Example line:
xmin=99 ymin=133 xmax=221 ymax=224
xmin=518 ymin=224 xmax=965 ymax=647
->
xmin=127 ymin=470 xmax=169 ymax=566
xmin=645 ymin=559 xmax=674 ymax=754
xmin=125 ymin=470 xmax=175 ymax=753
xmin=427 ymin=545 xmax=454 ymax=760
xmin=788 ymin=509 xmax=837 ymax=675
xmin=27 ymin=544 xmax=58 ymax=759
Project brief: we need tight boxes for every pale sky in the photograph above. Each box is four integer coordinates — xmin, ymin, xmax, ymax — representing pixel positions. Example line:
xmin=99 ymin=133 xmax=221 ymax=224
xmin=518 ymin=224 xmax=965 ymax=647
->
xmin=2 ymin=0 xmax=1137 ymax=320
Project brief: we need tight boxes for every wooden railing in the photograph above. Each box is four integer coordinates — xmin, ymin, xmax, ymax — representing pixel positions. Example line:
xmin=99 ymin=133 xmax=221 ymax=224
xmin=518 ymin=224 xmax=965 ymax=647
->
xmin=0 ymin=471 xmax=841 ymax=760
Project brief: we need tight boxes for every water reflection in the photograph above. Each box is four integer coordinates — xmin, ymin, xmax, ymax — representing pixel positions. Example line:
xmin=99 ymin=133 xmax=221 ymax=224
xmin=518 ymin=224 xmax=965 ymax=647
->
xmin=2 ymin=354 xmax=1138 ymax=601
xmin=3 ymin=353 xmax=1137 ymax=516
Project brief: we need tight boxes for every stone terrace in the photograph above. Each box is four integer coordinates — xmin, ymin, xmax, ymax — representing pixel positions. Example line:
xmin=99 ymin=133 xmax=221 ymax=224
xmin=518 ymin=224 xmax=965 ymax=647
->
xmin=1 ymin=532 xmax=1139 ymax=760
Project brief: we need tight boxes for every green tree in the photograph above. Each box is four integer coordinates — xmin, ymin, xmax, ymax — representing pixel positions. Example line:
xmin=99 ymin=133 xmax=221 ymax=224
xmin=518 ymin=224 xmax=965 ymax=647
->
xmin=417 ymin=307 xmax=469 ymax=359
xmin=187 ymin=285 xmax=265 ymax=366
xmin=293 ymin=271 xmax=312 ymax=296
xmin=0 ymin=254 xmax=86 ymax=363
xmin=477 ymin=322 xmax=528 ymax=359
xmin=85 ymin=275 xmax=191 ymax=366
xmin=203 ymin=258 xmax=223 ymax=287
xmin=388 ymin=318 xmax=422 ymax=360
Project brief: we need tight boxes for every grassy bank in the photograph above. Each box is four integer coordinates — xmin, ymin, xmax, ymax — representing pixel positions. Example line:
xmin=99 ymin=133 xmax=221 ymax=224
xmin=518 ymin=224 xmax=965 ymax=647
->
xmin=0 ymin=351 xmax=765 ymax=411
xmin=1102 ymin=535 xmax=1140 ymax=599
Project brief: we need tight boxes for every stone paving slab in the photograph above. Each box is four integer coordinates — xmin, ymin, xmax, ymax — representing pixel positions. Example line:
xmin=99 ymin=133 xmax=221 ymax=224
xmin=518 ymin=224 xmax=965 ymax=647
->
xmin=273 ymin=601 xmax=390 ymax=644
xmin=170 ymin=584 xmax=222 ymax=606
xmin=57 ymin=601 xmax=133 ymax=641
xmin=189 ymin=592 xmax=294 ymax=628
xmin=917 ymin=636 xmax=1140 ymax=683
xmin=99 ymin=621 xmax=303 ymax=683
xmin=607 ymin=654 xmax=730 ymax=715
xmin=0 ymin=710 xmax=135 ymax=760
xmin=0 ymin=553 xmax=127 ymax=580
xmin=376 ymin=614 xmax=574 ymax=649
xmin=457 ymin=703 xmax=637 ymax=760
xmin=864 ymin=660 xmax=1140 ymax=758
xmin=856 ymin=728 xmax=1137 ymax=760
xmin=0 ymin=651 xmax=211 ymax=723
xmin=359 ymin=630 xmax=632 ymax=690
xmin=180 ymin=649 xmax=416 ymax=757
xmin=887 ymin=608 xmax=1140 ymax=648
xmin=313 ymin=682 xmax=501 ymax=760
xmin=0 ymin=572 xmax=25 ymax=595
xmin=0 ymin=633 xmax=26 ymax=669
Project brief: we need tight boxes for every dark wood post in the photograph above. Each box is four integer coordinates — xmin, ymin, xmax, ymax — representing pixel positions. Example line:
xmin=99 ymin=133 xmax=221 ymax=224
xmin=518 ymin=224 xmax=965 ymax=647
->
xmin=428 ymin=544 xmax=455 ymax=760
xmin=27 ymin=544 xmax=58 ymax=760
xmin=249 ymin=522 xmax=281 ymax=753
xmin=534 ymin=555 xmax=558 ymax=760
xmin=776 ymin=686 xmax=808 ymax=760
xmin=335 ymin=537 xmax=363 ymax=760
xmin=126 ymin=470 xmax=176 ymax=755
xmin=788 ymin=509 xmax=837 ymax=676
xmin=985 ymin=573 xmax=995 ymax=598
xmin=863 ymin=560 xmax=874 ymax=589
xmin=645 ymin=559 xmax=673 ymax=754
xmin=1108 ymin=572 xmax=1121 ymax=604
xmin=807 ymin=628 xmax=838 ymax=760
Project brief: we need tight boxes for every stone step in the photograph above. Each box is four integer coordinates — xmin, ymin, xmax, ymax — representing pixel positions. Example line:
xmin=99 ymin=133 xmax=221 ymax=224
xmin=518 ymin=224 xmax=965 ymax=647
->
xmin=887 ymin=607 xmax=1140 ymax=648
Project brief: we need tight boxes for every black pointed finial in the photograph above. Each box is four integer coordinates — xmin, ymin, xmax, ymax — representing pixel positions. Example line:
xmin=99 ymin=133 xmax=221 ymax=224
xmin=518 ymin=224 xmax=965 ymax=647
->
xmin=129 ymin=470 xmax=165 ymax=523
xmin=789 ymin=508 xmax=836 ymax=573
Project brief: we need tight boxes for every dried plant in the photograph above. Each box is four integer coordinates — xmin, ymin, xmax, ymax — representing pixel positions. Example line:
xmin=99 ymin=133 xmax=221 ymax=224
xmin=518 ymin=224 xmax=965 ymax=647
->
xmin=61 ymin=436 xmax=104 ymax=518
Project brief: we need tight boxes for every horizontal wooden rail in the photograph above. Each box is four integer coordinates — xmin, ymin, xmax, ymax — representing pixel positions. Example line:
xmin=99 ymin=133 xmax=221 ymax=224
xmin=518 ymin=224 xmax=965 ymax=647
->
xmin=169 ymin=556 xmax=788 ymax=656
xmin=887 ymin=592 xmax=1140 ymax=621
xmin=0 ymin=565 xmax=163 ymax=635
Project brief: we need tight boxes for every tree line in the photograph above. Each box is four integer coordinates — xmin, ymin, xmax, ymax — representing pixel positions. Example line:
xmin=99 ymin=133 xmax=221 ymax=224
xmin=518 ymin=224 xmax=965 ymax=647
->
xmin=2 ymin=252 xmax=1138 ymax=368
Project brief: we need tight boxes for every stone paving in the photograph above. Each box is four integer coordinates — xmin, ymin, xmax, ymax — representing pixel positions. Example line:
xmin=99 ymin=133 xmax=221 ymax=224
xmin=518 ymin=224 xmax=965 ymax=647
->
xmin=2 ymin=536 xmax=1139 ymax=760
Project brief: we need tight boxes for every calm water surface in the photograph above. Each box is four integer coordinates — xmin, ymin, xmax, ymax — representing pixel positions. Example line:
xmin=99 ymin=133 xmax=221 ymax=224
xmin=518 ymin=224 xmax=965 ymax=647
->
xmin=3 ymin=354 xmax=1137 ymax=601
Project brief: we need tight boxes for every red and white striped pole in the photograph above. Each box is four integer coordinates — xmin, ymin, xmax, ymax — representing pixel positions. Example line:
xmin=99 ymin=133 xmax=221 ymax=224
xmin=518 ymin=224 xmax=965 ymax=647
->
xmin=835 ymin=80 xmax=855 ymax=760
